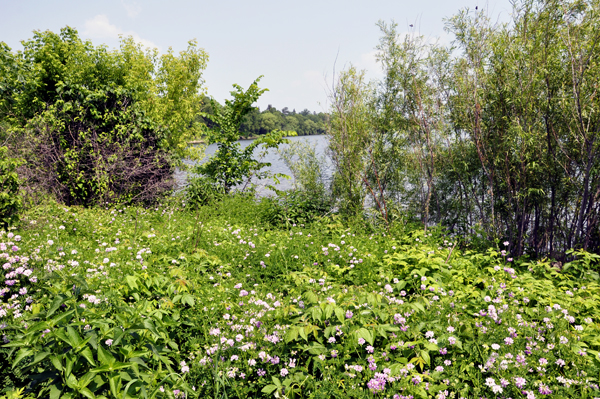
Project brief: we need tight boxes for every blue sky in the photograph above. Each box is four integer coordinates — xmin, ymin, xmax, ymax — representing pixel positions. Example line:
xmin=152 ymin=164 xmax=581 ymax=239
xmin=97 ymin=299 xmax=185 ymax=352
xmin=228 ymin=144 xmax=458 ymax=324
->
xmin=1 ymin=0 xmax=513 ymax=112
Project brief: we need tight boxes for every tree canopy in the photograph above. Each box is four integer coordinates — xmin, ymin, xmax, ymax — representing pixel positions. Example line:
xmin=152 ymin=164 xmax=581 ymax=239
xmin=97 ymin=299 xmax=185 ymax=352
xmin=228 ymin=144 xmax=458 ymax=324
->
xmin=0 ymin=27 xmax=208 ymax=205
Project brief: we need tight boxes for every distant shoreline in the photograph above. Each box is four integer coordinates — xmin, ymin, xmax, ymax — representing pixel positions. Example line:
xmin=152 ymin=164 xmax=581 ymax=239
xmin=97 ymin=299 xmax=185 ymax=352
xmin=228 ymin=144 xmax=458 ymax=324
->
xmin=188 ymin=134 xmax=321 ymax=145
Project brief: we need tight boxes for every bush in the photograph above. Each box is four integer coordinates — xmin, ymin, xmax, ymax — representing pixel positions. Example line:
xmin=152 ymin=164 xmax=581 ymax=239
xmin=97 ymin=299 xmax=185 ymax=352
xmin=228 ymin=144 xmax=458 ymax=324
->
xmin=0 ymin=147 xmax=22 ymax=228
xmin=184 ymin=176 xmax=225 ymax=209
xmin=259 ymin=189 xmax=331 ymax=227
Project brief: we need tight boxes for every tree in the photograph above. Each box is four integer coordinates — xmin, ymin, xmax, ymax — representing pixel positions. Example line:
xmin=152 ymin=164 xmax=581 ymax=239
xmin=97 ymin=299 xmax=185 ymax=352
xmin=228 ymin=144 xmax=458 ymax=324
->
xmin=0 ymin=27 xmax=208 ymax=205
xmin=196 ymin=77 xmax=294 ymax=193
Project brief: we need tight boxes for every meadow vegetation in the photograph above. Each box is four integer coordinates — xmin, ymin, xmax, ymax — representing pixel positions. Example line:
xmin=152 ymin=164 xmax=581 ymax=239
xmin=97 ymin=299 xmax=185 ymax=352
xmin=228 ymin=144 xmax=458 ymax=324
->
xmin=1 ymin=0 xmax=600 ymax=398
xmin=0 ymin=196 xmax=598 ymax=398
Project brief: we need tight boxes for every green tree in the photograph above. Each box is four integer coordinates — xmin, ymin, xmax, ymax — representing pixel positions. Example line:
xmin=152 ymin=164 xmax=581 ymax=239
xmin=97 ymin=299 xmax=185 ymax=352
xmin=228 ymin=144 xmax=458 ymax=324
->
xmin=196 ymin=77 xmax=294 ymax=193
xmin=0 ymin=27 xmax=208 ymax=205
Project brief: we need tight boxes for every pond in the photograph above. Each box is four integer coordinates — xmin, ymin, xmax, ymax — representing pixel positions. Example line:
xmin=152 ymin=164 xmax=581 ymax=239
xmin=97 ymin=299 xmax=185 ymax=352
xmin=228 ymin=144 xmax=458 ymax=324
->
xmin=175 ymin=134 xmax=332 ymax=196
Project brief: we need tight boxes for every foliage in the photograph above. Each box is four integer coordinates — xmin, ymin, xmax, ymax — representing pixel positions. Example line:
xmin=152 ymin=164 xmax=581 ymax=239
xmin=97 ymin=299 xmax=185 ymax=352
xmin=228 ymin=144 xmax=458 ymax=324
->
xmin=259 ymin=189 xmax=331 ymax=228
xmin=326 ymin=0 xmax=600 ymax=258
xmin=198 ymin=98 xmax=328 ymax=138
xmin=0 ymin=147 xmax=22 ymax=228
xmin=196 ymin=78 xmax=294 ymax=193
xmin=327 ymin=67 xmax=374 ymax=221
xmin=278 ymin=140 xmax=329 ymax=197
xmin=184 ymin=176 xmax=225 ymax=209
xmin=0 ymin=199 xmax=599 ymax=398
xmin=0 ymin=27 xmax=207 ymax=206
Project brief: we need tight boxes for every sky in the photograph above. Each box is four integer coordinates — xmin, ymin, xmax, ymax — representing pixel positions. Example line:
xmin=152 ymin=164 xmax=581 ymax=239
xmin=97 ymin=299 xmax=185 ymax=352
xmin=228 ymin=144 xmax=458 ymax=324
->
xmin=1 ymin=0 xmax=513 ymax=112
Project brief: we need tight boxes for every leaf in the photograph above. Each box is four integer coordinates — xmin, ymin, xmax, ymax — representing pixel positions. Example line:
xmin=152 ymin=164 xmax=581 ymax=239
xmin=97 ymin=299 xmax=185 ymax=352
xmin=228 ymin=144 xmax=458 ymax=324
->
xmin=125 ymin=275 xmax=138 ymax=290
xmin=66 ymin=326 xmax=84 ymax=349
xmin=261 ymin=384 xmax=278 ymax=394
xmin=27 ymin=351 xmax=51 ymax=367
xmin=357 ymin=328 xmax=374 ymax=345
xmin=285 ymin=327 xmax=299 ymax=343
xmin=299 ymin=326 xmax=308 ymax=342
xmin=109 ymin=374 xmax=122 ymax=397
xmin=142 ymin=320 xmax=160 ymax=338
xmin=80 ymin=347 xmax=96 ymax=366
xmin=12 ymin=348 xmax=33 ymax=368
xmin=420 ymin=350 xmax=430 ymax=366
xmin=50 ymin=355 xmax=63 ymax=372
xmin=324 ymin=303 xmax=334 ymax=320
xmin=334 ymin=307 xmax=346 ymax=323
xmin=181 ymin=293 xmax=195 ymax=307
xmin=98 ymin=346 xmax=116 ymax=367
xmin=49 ymin=383 xmax=62 ymax=399
xmin=47 ymin=294 xmax=66 ymax=317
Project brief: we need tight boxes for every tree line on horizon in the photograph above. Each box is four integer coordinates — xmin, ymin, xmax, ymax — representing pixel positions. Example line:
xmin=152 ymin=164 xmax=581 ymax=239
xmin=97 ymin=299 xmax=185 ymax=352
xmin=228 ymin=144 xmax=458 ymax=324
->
xmin=197 ymin=96 xmax=328 ymax=137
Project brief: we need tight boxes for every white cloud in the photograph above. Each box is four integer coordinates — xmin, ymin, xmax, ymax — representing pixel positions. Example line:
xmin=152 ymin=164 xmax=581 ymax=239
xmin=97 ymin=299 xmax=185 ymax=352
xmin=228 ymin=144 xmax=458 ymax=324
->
xmin=356 ymin=50 xmax=383 ymax=77
xmin=122 ymin=1 xmax=142 ymax=18
xmin=83 ymin=14 xmax=158 ymax=49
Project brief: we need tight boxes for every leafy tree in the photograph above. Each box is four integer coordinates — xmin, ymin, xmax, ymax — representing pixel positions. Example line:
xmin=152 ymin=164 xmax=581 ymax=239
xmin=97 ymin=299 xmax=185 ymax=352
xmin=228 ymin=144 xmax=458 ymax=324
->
xmin=196 ymin=77 xmax=294 ymax=193
xmin=0 ymin=27 xmax=208 ymax=205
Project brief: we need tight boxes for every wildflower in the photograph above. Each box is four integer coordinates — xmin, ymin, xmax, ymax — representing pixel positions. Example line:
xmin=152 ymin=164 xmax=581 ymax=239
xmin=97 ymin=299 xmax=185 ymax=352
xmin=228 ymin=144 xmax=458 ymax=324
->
xmin=538 ymin=384 xmax=552 ymax=395
xmin=448 ymin=337 xmax=456 ymax=345
xmin=105 ymin=339 xmax=113 ymax=346
xmin=504 ymin=337 xmax=514 ymax=345
xmin=425 ymin=331 xmax=435 ymax=338
xmin=367 ymin=377 xmax=386 ymax=393
xmin=280 ymin=368 xmax=289 ymax=377
xmin=366 ymin=345 xmax=374 ymax=353
xmin=346 ymin=310 xmax=353 ymax=319
xmin=514 ymin=377 xmax=527 ymax=389
xmin=358 ymin=338 xmax=366 ymax=345
xmin=180 ymin=361 xmax=190 ymax=373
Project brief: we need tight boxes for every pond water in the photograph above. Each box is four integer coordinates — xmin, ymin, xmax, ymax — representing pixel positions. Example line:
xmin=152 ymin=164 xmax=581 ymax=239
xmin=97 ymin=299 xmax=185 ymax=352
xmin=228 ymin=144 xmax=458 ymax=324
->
xmin=175 ymin=134 xmax=332 ymax=196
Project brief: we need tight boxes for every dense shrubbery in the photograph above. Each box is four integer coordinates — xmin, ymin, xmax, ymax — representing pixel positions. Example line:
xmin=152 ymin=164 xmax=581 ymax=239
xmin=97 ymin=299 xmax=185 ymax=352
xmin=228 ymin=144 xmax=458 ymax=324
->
xmin=0 ymin=27 xmax=207 ymax=207
xmin=327 ymin=0 xmax=600 ymax=258
xmin=0 ymin=196 xmax=598 ymax=398
xmin=0 ymin=147 xmax=22 ymax=228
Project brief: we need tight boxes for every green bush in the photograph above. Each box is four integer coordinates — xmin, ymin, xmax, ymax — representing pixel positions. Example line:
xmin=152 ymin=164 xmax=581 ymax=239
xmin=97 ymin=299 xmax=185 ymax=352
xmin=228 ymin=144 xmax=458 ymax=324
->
xmin=0 ymin=147 xmax=22 ymax=228
xmin=259 ymin=189 xmax=331 ymax=227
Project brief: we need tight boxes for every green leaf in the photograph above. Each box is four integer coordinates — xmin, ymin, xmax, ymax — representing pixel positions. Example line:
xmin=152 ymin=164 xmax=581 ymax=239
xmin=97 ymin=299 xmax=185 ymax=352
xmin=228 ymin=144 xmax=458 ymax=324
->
xmin=47 ymin=295 xmax=66 ymax=317
xmin=261 ymin=384 xmax=278 ymax=394
xmin=334 ymin=306 xmax=345 ymax=323
xmin=125 ymin=275 xmax=138 ymax=290
xmin=285 ymin=327 xmax=299 ymax=343
xmin=80 ymin=347 xmax=96 ymax=366
xmin=357 ymin=328 xmax=374 ymax=345
xmin=299 ymin=326 xmax=308 ymax=342
xmin=420 ymin=350 xmax=430 ymax=366
xmin=181 ymin=293 xmax=195 ymax=307
xmin=50 ymin=355 xmax=63 ymax=372
xmin=49 ymin=383 xmax=62 ymax=399
xmin=12 ymin=348 xmax=33 ymax=368
xmin=27 ymin=351 xmax=51 ymax=367
xmin=66 ymin=326 xmax=83 ymax=348
xmin=98 ymin=346 xmax=116 ymax=367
